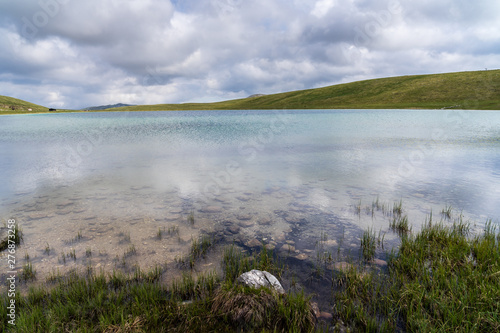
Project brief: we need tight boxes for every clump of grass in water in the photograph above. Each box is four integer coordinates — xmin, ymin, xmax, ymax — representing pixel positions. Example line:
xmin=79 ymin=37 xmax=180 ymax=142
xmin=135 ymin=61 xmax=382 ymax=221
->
xmin=360 ymin=228 xmax=376 ymax=261
xmin=124 ymin=244 xmax=137 ymax=258
xmin=118 ymin=231 xmax=131 ymax=244
xmin=21 ymin=261 xmax=36 ymax=281
xmin=176 ymin=234 xmax=216 ymax=269
xmin=44 ymin=242 xmax=51 ymax=255
xmin=441 ymin=204 xmax=453 ymax=219
xmin=187 ymin=210 xmax=195 ymax=225
xmin=67 ymin=248 xmax=76 ymax=261
xmin=392 ymin=199 xmax=403 ymax=216
xmin=390 ymin=214 xmax=411 ymax=235
xmin=0 ymin=222 xmax=23 ymax=251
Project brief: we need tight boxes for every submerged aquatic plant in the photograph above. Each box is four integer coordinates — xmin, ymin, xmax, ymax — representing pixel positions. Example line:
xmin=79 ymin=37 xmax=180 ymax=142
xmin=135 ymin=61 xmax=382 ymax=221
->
xmin=361 ymin=228 xmax=376 ymax=261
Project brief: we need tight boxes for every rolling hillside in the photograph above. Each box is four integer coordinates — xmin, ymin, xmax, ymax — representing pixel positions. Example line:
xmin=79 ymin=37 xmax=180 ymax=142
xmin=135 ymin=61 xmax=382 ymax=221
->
xmin=1 ymin=70 xmax=499 ymax=114
xmin=111 ymin=70 xmax=500 ymax=111
xmin=0 ymin=95 xmax=48 ymax=114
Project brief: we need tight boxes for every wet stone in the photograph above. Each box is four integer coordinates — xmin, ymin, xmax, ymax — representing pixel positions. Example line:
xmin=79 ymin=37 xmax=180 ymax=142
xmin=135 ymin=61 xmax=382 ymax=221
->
xmin=57 ymin=201 xmax=74 ymax=208
xmin=279 ymin=244 xmax=295 ymax=253
xmin=322 ymin=239 xmax=338 ymax=247
xmin=330 ymin=262 xmax=352 ymax=271
xmin=200 ymin=206 xmax=223 ymax=213
xmin=274 ymin=233 xmax=286 ymax=243
xmin=27 ymin=213 xmax=50 ymax=220
xmin=236 ymin=196 xmax=250 ymax=202
xmin=237 ymin=270 xmax=285 ymax=294
xmin=164 ymin=214 xmax=181 ymax=221
xmin=238 ymin=220 xmax=255 ymax=228
xmin=236 ymin=214 xmax=252 ymax=221
xmin=226 ymin=225 xmax=241 ymax=234
xmin=245 ymin=239 xmax=262 ymax=248
xmin=373 ymin=259 xmax=388 ymax=267
xmin=56 ymin=210 xmax=72 ymax=216
xmin=264 ymin=243 xmax=276 ymax=251
xmin=295 ymin=253 xmax=308 ymax=260
xmin=257 ymin=218 xmax=271 ymax=226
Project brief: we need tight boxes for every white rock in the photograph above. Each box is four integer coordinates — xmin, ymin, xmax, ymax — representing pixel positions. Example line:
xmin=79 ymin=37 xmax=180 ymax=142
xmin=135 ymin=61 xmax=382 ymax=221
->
xmin=237 ymin=269 xmax=285 ymax=294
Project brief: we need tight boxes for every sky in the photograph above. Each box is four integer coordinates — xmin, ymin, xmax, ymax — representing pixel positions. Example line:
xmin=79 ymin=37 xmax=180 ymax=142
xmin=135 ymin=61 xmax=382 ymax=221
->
xmin=0 ymin=0 xmax=499 ymax=109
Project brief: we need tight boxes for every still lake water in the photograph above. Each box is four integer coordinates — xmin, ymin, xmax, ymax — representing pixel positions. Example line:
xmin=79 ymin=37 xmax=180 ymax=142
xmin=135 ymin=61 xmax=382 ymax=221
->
xmin=1 ymin=109 xmax=499 ymax=290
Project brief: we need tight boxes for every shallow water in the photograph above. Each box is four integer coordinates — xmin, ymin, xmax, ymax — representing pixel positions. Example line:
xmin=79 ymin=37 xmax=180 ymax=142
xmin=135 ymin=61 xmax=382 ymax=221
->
xmin=1 ymin=109 xmax=499 ymax=295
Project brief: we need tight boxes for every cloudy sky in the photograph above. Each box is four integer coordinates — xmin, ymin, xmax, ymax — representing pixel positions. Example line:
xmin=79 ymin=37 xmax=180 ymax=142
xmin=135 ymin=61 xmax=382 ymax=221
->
xmin=0 ymin=0 xmax=499 ymax=109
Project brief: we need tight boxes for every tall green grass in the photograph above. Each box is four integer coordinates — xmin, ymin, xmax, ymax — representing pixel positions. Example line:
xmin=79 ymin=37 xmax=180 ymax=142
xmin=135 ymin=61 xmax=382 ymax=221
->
xmin=335 ymin=218 xmax=500 ymax=332
xmin=0 ymin=244 xmax=316 ymax=332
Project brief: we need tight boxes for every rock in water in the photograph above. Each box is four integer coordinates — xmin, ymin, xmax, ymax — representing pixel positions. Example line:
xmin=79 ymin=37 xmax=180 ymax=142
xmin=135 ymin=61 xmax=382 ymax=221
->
xmin=237 ymin=269 xmax=285 ymax=294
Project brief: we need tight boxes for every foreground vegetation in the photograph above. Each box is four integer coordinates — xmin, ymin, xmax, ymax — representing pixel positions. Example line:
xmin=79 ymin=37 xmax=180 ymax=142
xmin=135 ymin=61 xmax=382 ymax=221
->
xmin=1 ymin=206 xmax=499 ymax=332
xmin=337 ymin=215 xmax=500 ymax=332
xmin=2 ymin=70 xmax=499 ymax=115
xmin=0 ymin=246 xmax=316 ymax=332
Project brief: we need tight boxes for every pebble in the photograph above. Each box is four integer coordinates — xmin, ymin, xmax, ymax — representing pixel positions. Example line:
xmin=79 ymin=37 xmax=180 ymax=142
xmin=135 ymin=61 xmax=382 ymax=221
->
xmin=258 ymin=218 xmax=271 ymax=226
xmin=57 ymin=201 xmax=74 ymax=208
xmin=27 ymin=213 xmax=49 ymax=220
xmin=164 ymin=214 xmax=181 ymax=221
xmin=238 ymin=220 xmax=255 ymax=228
xmin=373 ymin=259 xmax=388 ymax=267
xmin=295 ymin=253 xmax=308 ymax=260
xmin=279 ymin=244 xmax=295 ymax=253
xmin=319 ymin=312 xmax=333 ymax=320
xmin=236 ymin=214 xmax=252 ymax=221
xmin=246 ymin=239 xmax=262 ymax=248
xmin=323 ymin=239 xmax=338 ymax=247
xmin=200 ymin=206 xmax=223 ymax=213
xmin=329 ymin=262 xmax=352 ymax=271
xmin=227 ymin=225 xmax=241 ymax=234
xmin=55 ymin=210 xmax=72 ymax=215
xmin=264 ymin=243 xmax=276 ymax=250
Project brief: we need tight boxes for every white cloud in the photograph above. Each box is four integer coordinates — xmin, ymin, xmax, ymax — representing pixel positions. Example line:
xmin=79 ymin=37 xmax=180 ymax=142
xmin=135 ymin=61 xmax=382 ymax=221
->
xmin=311 ymin=0 xmax=337 ymax=18
xmin=0 ymin=0 xmax=499 ymax=108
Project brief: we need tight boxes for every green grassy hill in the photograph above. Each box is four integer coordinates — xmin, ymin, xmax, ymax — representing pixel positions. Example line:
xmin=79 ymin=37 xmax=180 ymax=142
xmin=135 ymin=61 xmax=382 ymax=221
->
xmin=2 ymin=70 xmax=499 ymax=114
xmin=111 ymin=70 xmax=500 ymax=111
xmin=0 ymin=95 xmax=49 ymax=114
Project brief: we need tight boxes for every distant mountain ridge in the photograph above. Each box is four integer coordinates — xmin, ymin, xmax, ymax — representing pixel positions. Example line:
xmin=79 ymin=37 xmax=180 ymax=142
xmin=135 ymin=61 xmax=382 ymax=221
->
xmin=84 ymin=103 xmax=135 ymax=111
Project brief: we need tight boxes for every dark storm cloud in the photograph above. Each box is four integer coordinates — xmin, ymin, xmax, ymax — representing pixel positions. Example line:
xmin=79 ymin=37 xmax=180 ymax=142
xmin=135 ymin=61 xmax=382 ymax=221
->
xmin=0 ymin=0 xmax=499 ymax=108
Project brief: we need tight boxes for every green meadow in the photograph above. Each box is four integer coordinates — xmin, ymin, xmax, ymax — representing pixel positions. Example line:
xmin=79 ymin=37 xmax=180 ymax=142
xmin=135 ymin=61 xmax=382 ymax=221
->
xmin=1 ymin=70 xmax=499 ymax=114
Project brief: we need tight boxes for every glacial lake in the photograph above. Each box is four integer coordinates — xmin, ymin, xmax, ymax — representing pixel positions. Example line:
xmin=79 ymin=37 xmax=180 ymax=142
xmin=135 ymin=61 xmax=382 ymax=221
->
xmin=1 ymin=109 xmax=499 ymax=293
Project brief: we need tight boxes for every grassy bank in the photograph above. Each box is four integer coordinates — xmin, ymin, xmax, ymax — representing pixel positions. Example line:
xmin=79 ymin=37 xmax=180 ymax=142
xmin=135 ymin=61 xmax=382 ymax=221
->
xmin=334 ymin=217 xmax=500 ymax=332
xmin=1 ymin=209 xmax=499 ymax=332
xmin=0 ymin=245 xmax=316 ymax=332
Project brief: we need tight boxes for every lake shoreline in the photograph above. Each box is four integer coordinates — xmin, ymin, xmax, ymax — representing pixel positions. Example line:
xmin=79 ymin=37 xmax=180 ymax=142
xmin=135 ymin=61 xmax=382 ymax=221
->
xmin=2 ymin=213 xmax=498 ymax=332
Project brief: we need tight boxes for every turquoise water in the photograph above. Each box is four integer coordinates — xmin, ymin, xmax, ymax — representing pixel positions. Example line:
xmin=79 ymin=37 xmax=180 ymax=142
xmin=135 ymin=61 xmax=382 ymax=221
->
xmin=0 ymin=109 xmax=499 ymax=283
